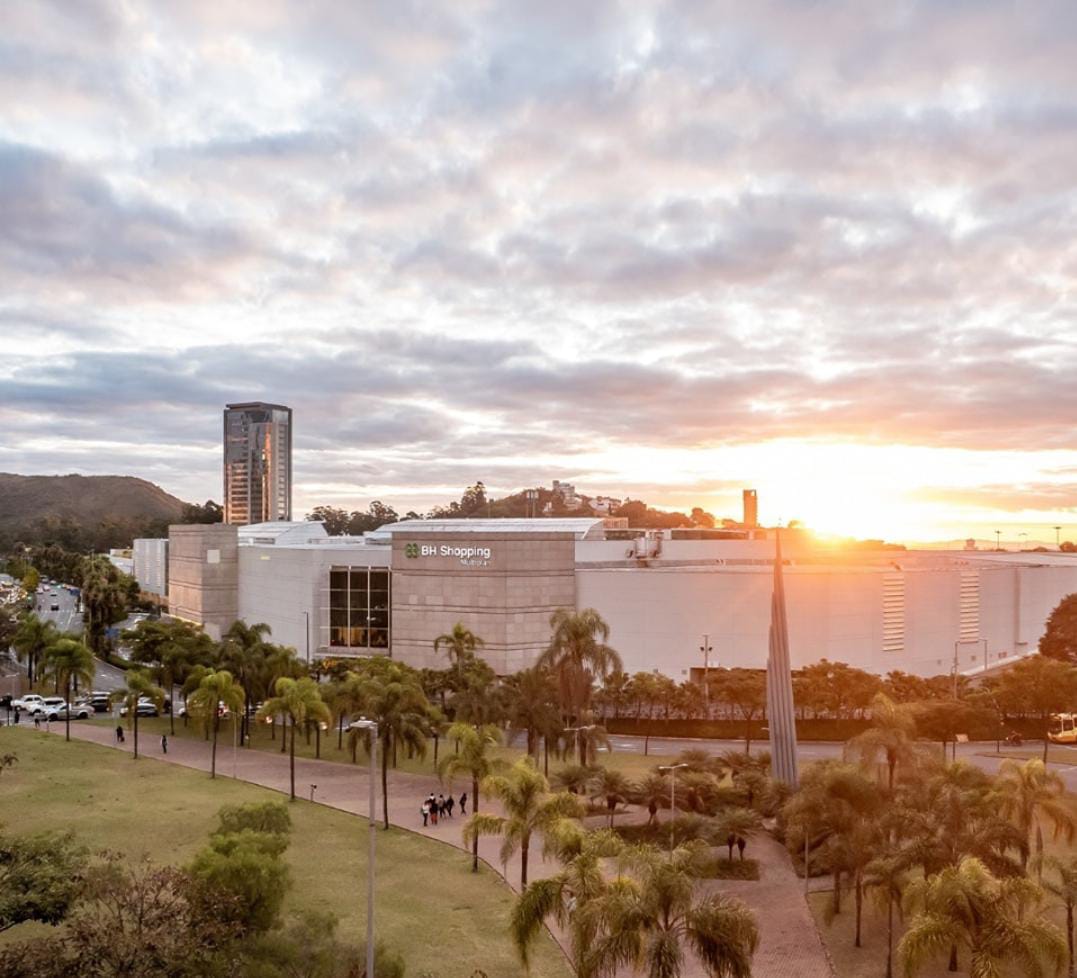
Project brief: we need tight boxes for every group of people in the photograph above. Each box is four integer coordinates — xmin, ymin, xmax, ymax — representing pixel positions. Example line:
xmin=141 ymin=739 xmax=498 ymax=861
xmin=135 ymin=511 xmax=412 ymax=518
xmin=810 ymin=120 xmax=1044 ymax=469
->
xmin=421 ymin=791 xmax=467 ymax=826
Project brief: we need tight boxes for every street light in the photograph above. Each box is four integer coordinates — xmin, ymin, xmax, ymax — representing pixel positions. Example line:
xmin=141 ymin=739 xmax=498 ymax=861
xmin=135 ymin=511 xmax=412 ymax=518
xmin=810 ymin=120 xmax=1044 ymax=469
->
xmin=349 ymin=718 xmax=379 ymax=978
xmin=995 ymin=530 xmax=1002 ymax=551
xmin=699 ymin=635 xmax=714 ymax=714
xmin=562 ymin=724 xmax=597 ymax=765
xmin=656 ymin=763 xmax=689 ymax=856
xmin=1055 ymin=526 xmax=1063 ymax=549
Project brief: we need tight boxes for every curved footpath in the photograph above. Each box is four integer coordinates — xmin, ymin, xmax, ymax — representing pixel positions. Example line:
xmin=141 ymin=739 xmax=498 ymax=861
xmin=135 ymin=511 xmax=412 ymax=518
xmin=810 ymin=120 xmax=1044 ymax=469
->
xmin=49 ymin=723 xmax=833 ymax=978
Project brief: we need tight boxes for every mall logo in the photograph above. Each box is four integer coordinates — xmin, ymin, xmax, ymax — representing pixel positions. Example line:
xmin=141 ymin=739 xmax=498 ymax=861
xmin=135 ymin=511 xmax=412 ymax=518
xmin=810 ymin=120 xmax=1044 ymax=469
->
xmin=402 ymin=541 xmax=493 ymax=566
xmin=404 ymin=543 xmax=419 ymax=558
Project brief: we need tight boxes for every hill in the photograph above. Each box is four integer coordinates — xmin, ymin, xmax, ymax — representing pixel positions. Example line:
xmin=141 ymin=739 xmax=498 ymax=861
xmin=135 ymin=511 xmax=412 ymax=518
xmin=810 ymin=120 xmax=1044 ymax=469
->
xmin=0 ymin=473 xmax=187 ymax=538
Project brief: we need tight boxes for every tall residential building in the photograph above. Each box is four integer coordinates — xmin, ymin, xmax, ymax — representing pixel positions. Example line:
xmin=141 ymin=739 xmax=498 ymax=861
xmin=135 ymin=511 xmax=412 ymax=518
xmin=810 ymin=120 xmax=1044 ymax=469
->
xmin=223 ymin=402 xmax=293 ymax=525
xmin=742 ymin=489 xmax=758 ymax=528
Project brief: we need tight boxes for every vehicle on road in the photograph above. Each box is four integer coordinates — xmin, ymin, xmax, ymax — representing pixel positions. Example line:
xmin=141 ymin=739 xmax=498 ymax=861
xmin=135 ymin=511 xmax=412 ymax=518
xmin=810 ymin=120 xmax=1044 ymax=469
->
xmin=1048 ymin=713 xmax=1076 ymax=744
xmin=41 ymin=700 xmax=93 ymax=721
xmin=120 ymin=697 xmax=160 ymax=718
xmin=12 ymin=694 xmax=45 ymax=714
xmin=49 ymin=603 xmax=60 ymax=612
xmin=89 ymin=691 xmax=113 ymax=713
xmin=179 ymin=700 xmax=231 ymax=719
xmin=36 ymin=697 xmax=67 ymax=717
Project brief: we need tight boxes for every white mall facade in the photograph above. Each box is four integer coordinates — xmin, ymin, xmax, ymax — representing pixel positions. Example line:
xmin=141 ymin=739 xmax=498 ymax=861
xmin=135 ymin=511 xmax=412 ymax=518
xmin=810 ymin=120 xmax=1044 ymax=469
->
xmin=165 ymin=518 xmax=1077 ymax=680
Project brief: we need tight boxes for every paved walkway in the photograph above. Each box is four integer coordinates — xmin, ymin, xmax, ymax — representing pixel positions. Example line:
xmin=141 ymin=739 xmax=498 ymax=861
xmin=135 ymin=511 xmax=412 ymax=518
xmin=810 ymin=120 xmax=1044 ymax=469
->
xmin=52 ymin=723 xmax=833 ymax=978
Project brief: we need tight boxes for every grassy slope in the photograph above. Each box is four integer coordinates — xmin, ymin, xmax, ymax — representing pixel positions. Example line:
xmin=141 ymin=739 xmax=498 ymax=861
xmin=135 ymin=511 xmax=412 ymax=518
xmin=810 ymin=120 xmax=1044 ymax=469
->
xmin=0 ymin=728 xmax=571 ymax=978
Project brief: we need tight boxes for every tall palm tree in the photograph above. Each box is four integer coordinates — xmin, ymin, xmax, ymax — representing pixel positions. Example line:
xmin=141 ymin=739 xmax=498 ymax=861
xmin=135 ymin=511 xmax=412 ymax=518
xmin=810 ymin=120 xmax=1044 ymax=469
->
xmin=111 ymin=669 xmax=164 ymax=760
xmin=39 ymin=638 xmax=94 ymax=742
xmin=634 ymin=772 xmax=672 ymax=826
xmin=124 ymin=618 xmax=213 ymax=734
xmin=219 ymin=621 xmax=272 ymax=744
xmin=537 ymin=608 xmax=623 ymax=763
xmin=188 ymin=669 xmax=246 ymax=779
xmin=262 ymin=644 xmax=305 ymax=746
xmin=504 ymin=667 xmax=561 ymax=759
xmin=846 ymin=692 xmax=920 ymax=791
xmin=863 ymin=851 xmax=910 ymax=978
xmin=257 ymin=677 xmax=329 ymax=800
xmin=583 ymin=845 xmax=759 ymax=978
xmin=588 ymin=767 xmax=633 ymax=829
xmin=438 ymin=722 xmax=503 ymax=871
xmin=994 ymin=757 xmax=1077 ymax=873
xmin=351 ymin=662 xmax=433 ymax=827
xmin=899 ymin=856 xmax=1065 ymax=978
xmin=12 ymin=613 xmax=59 ymax=685
xmin=434 ymin=622 xmax=484 ymax=678
xmin=714 ymin=807 xmax=763 ymax=863
xmin=464 ymin=757 xmax=583 ymax=886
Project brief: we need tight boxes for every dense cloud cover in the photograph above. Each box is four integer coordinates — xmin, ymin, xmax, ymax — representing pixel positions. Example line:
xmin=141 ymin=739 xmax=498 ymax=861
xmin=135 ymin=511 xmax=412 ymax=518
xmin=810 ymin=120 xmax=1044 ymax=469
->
xmin=0 ymin=1 xmax=1074 ymax=539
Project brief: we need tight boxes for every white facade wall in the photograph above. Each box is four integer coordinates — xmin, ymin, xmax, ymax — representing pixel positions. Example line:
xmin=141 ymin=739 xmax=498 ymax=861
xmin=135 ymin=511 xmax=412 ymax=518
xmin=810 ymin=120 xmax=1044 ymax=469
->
xmin=133 ymin=538 xmax=169 ymax=596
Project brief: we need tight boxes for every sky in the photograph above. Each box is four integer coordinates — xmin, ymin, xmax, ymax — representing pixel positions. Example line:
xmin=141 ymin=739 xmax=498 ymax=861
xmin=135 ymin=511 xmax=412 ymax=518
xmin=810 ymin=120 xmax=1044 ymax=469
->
xmin=0 ymin=1 xmax=1075 ymax=545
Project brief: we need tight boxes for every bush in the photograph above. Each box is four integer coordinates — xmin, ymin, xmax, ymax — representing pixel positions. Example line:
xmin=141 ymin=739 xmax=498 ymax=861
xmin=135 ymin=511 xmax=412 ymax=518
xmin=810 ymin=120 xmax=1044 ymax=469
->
xmin=698 ymin=856 xmax=760 ymax=880
xmin=216 ymin=801 xmax=292 ymax=837
xmin=615 ymin=815 xmax=711 ymax=847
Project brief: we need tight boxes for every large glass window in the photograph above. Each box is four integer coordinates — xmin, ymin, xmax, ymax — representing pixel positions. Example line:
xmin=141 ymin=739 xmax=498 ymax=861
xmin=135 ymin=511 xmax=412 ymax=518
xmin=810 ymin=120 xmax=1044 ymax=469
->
xmin=328 ymin=566 xmax=391 ymax=652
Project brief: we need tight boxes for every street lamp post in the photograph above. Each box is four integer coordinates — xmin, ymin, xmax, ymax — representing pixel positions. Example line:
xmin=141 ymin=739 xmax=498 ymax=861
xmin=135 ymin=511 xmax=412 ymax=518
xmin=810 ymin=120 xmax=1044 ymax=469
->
xmin=699 ymin=635 xmax=713 ymax=715
xmin=1055 ymin=526 xmax=1063 ymax=549
xmin=562 ymin=724 xmax=597 ymax=765
xmin=656 ymin=763 xmax=688 ymax=856
xmin=349 ymin=718 xmax=379 ymax=978
xmin=995 ymin=529 xmax=1002 ymax=551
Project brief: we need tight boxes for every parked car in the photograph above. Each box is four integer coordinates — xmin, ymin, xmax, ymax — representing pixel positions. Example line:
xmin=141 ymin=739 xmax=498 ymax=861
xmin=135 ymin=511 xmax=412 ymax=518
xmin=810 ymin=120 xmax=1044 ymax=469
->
xmin=89 ymin=691 xmax=113 ymax=713
xmin=178 ymin=700 xmax=231 ymax=719
xmin=35 ymin=697 xmax=67 ymax=717
xmin=12 ymin=694 xmax=45 ymax=713
xmin=42 ymin=701 xmax=92 ymax=721
xmin=119 ymin=697 xmax=159 ymax=718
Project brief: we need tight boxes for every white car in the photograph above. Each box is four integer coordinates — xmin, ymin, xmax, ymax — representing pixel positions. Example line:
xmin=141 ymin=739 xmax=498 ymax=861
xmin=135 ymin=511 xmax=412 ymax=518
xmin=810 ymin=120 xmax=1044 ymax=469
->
xmin=43 ymin=701 xmax=92 ymax=721
xmin=12 ymin=694 xmax=45 ymax=713
xmin=36 ymin=697 xmax=67 ymax=717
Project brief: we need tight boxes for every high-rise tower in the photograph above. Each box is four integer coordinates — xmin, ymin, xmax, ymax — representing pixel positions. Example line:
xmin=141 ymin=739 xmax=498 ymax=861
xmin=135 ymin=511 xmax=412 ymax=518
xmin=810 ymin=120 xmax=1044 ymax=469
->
xmin=223 ymin=402 xmax=292 ymax=525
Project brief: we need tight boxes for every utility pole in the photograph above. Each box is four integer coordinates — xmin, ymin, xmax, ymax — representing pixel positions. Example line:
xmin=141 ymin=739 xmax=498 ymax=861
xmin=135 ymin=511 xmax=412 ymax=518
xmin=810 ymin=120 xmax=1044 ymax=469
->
xmin=1055 ymin=526 xmax=1063 ymax=549
xmin=657 ymin=763 xmax=688 ymax=857
xmin=995 ymin=529 xmax=1002 ymax=551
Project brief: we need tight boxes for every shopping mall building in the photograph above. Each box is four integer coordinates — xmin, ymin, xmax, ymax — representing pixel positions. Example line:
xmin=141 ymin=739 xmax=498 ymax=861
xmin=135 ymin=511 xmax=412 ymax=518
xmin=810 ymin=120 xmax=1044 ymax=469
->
xmin=164 ymin=518 xmax=1077 ymax=680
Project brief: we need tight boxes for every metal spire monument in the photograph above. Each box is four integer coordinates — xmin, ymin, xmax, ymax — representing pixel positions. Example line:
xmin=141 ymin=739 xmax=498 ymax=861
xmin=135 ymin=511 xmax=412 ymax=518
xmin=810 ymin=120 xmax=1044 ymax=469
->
xmin=766 ymin=529 xmax=799 ymax=788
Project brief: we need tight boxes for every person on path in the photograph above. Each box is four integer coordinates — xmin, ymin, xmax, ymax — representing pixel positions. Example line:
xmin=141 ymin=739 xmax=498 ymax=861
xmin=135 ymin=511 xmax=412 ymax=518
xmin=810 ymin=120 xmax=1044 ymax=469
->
xmin=421 ymin=801 xmax=430 ymax=827
xmin=446 ymin=795 xmax=455 ymax=818
xmin=430 ymin=798 xmax=439 ymax=826
xmin=437 ymin=794 xmax=445 ymax=817
xmin=161 ymin=734 xmax=168 ymax=755
xmin=459 ymin=792 xmax=467 ymax=815
xmin=33 ymin=714 xmax=40 ymax=729
xmin=115 ymin=724 xmax=124 ymax=743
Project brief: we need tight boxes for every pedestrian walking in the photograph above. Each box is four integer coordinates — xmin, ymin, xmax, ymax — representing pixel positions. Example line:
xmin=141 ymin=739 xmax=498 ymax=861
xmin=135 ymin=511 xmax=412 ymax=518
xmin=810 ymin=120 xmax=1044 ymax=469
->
xmin=446 ymin=795 xmax=455 ymax=817
xmin=161 ymin=734 xmax=168 ymax=755
xmin=437 ymin=793 xmax=445 ymax=817
xmin=421 ymin=800 xmax=430 ymax=827
xmin=115 ymin=724 xmax=123 ymax=743
xmin=430 ymin=802 xmax=438 ymax=826
xmin=33 ymin=714 xmax=40 ymax=730
xmin=459 ymin=792 xmax=467 ymax=815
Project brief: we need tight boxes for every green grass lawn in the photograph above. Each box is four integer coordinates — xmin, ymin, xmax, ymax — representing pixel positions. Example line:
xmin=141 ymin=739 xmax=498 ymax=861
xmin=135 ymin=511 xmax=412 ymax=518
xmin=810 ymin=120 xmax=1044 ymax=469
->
xmin=0 ymin=727 xmax=571 ymax=978
xmin=88 ymin=713 xmax=682 ymax=783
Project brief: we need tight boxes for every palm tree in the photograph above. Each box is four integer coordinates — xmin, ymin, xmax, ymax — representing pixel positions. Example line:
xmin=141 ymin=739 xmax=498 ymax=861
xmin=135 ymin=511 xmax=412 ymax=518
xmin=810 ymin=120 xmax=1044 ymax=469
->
xmin=550 ymin=763 xmax=596 ymax=796
xmin=39 ymin=638 xmax=94 ymax=742
xmin=1041 ymin=855 xmax=1077 ymax=978
xmin=635 ymin=772 xmax=672 ymax=826
xmin=588 ymin=767 xmax=633 ymax=829
xmin=536 ymin=608 xmax=623 ymax=763
xmin=899 ymin=856 xmax=1065 ymax=978
xmin=714 ymin=807 xmax=762 ymax=863
xmin=123 ymin=618 xmax=213 ymax=735
xmin=263 ymin=644 xmax=305 ymax=746
xmin=438 ymin=722 xmax=503 ymax=871
xmin=111 ymin=669 xmax=164 ymax=760
xmin=511 ymin=826 xmax=625 ymax=974
xmin=583 ymin=845 xmax=759 ymax=978
xmin=504 ymin=667 xmax=561 ymax=760
xmin=994 ymin=757 xmax=1077 ymax=873
xmin=350 ymin=662 xmax=434 ymax=827
xmin=434 ymin=622 xmax=484 ymax=679
xmin=219 ymin=621 xmax=272 ymax=744
xmin=863 ymin=851 xmax=910 ymax=978
xmin=846 ymin=692 xmax=920 ymax=791
xmin=12 ymin=613 xmax=59 ymax=685
xmin=463 ymin=757 xmax=583 ymax=887
xmin=257 ymin=677 xmax=329 ymax=800
xmin=188 ymin=669 xmax=246 ymax=779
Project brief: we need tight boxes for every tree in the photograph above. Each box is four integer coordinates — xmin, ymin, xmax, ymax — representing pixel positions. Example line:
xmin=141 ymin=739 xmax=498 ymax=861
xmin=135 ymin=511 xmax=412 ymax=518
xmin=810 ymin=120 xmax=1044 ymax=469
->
xmin=899 ymin=857 xmax=1065 ymax=978
xmin=588 ymin=767 xmax=633 ymax=829
xmin=463 ymin=757 xmax=583 ymax=887
xmin=847 ymin=692 xmax=920 ymax=791
xmin=864 ymin=851 xmax=910 ymax=978
xmin=0 ymin=830 xmax=86 ymax=933
xmin=1041 ymin=855 xmax=1077 ymax=978
xmin=188 ymin=668 xmax=246 ymax=779
xmin=994 ymin=757 xmax=1077 ymax=873
xmin=715 ymin=807 xmax=763 ymax=863
xmin=39 ymin=638 xmax=94 ymax=742
xmin=581 ymin=844 xmax=759 ymax=978
xmin=350 ymin=661 xmax=434 ymax=827
xmin=181 ymin=499 xmax=224 ymax=524
xmin=438 ymin=722 xmax=504 ymax=872
xmin=124 ymin=618 xmax=215 ymax=735
xmin=711 ymin=669 xmax=766 ymax=751
xmin=219 ymin=620 xmax=272 ymax=744
xmin=216 ymin=800 xmax=292 ymax=837
xmin=80 ymin=555 xmax=130 ymax=656
xmin=635 ymin=772 xmax=672 ymax=826
xmin=21 ymin=567 xmax=40 ymax=597
xmin=241 ymin=910 xmax=396 ymax=978
xmin=257 ymin=677 xmax=330 ymax=801
xmin=111 ymin=668 xmax=164 ymax=759
xmin=1042 ymin=595 xmax=1077 ymax=663
xmin=11 ymin=613 xmax=59 ymax=685
xmin=305 ymin=506 xmax=352 ymax=536
xmin=994 ymin=655 xmax=1077 ymax=757
xmin=433 ymin=621 xmax=485 ymax=676
xmin=504 ymin=667 xmax=562 ymax=762
xmin=537 ymin=608 xmax=623 ymax=763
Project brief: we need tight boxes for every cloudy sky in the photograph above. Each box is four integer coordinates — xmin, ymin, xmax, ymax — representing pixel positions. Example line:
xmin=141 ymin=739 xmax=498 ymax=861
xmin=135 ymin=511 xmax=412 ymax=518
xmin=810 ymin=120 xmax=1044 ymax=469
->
xmin=1 ymin=1 xmax=1075 ymax=543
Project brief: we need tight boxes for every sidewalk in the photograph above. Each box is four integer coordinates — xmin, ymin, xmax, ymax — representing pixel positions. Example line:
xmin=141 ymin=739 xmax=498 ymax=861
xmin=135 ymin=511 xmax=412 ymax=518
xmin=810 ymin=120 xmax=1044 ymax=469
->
xmin=56 ymin=723 xmax=833 ymax=978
